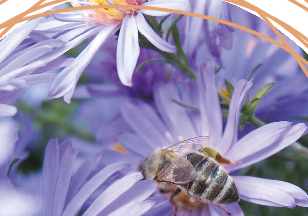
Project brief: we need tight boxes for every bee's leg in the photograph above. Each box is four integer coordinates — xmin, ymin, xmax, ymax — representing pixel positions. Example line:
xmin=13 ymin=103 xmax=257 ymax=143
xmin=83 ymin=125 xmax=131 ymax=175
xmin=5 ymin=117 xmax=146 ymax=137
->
xmin=170 ymin=188 xmax=182 ymax=205
xmin=215 ymin=204 xmax=232 ymax=216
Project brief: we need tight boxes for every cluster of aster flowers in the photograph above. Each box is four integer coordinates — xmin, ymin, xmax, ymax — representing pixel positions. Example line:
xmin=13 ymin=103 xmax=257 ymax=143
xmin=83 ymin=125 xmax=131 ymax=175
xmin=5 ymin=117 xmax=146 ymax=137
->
xmin=1 ymin=1 xmax=308 ymax=216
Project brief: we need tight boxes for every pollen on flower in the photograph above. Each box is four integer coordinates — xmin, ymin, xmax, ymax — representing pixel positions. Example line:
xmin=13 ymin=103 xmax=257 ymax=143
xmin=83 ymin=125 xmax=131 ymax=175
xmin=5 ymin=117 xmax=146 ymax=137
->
xmin=218 ymin=87 xmax=230 ymax=100
xmin=71 ymin=0 xmax=147 ymax=25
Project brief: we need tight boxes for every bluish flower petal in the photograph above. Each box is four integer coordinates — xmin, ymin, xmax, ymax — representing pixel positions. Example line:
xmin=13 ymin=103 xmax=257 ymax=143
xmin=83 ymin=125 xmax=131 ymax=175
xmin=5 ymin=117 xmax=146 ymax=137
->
xmin=121 ymin=100 xmax=171 ymax=149
xmin=0 ymin=18 xmax=43 ymax=64
xmin=107 ymin=200 xmax=155 ymax=216
xmin=48 ymin=24 xmax=117 ymax=103
xmin=117 ymin=133 xmax=154 ymax=157
xmin=62 ymin=162 xmax=128 ymax=216
xmin=135 ymin=11 xmax=176 ymax=53
xmin=183 ymin=0 xmax=206 ymax=56
xmin=52 ymin=142 xmax=77 ymax=216
xmin=218 ymin=79 xmax=253 ymax=155
xmin=233 ymin=176 xmax=299 ymax=208
xmin=222 ymin=203 xmax=245 ymax=216
xmin=154 ymin=82 xmax=198 ymax=141
xmin=0 ymin=118 xmax=18 ymax=166
xmin=226 ymin=122 xmax=307 ymax=172
xmin=198 ymin=59 xmax=222 ymax=145
xmin=83 ymin=172 xmax=143 ymax=216
xmin=100 ymin=179 xmax=157 ymax=215
xmin=19 ymin=72 xmax=57 ymax=85
xmin=65 ymin=153 xmax=102 ymax=203
xmin=42 ymin=138 xmax=59 ymax=216
xmin=117 ymin=15 xmax=140 ymax=87
xmin=141 ymin=0 xmax=190 ymax=16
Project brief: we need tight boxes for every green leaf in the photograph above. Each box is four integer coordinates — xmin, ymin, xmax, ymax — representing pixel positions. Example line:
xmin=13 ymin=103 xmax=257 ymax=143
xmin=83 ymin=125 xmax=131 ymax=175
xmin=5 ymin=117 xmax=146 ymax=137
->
xmin=166 ymin=14 xmax=183 ymax=41
xmin=144 ymin=15 xmax=160 ymax=33
xmin=248 ymin=63 xmax=262 ymax=81
xmin=247 ymin=82 xmax=275 ymax=116
xmin=172 ymin=99 xmax=199 ymax=110
xmin=136 ymin=59 xmax=172 ymax=74
xmin=225 ymin=79 xmax=234 ymax=97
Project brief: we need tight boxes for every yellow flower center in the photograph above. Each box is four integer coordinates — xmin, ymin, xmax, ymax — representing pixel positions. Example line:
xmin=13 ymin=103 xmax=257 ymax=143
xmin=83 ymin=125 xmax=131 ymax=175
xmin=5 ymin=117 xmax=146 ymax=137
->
xmin=72 ymin=0 xmax=147 ymax=25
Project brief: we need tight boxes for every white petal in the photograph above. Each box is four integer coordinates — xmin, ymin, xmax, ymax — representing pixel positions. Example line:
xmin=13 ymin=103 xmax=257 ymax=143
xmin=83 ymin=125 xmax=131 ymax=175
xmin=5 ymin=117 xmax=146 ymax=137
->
xmin=135 ymin=11 xmax=176 ymax=53
xmin=117 ymin=15 xmax=140 ymax=87
xmin=48 ymin=24 xmax=118 ymax=103
xmin=0 ymin=104 xmax=17 ymax=117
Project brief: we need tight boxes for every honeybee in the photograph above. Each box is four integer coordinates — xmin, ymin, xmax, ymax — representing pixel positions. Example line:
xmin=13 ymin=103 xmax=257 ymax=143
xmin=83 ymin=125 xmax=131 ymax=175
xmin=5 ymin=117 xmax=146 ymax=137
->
xmin=139 ymin=136 xmax=239 ymax=216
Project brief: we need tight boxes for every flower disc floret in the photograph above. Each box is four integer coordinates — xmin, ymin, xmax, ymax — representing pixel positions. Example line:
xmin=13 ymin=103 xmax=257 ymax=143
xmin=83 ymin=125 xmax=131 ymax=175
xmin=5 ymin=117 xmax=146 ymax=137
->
xmin=71 ymin=0 xmax=147 ymax=25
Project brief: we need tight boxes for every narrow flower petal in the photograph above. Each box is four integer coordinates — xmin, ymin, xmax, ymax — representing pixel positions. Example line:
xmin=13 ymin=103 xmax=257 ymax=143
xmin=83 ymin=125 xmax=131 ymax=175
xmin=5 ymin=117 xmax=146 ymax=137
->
xmin=135 ymin=11 xmax=176 ymax=53
xmin=107 ymin=200 xmax=155 ymax=216
xmin=117 ymin=133 xmax=154 ymax=156
xmin=154 ymin=82 xmax=198 ymax=141
xmin=208 ymin=203 xmax=244 ymax=216
xmin=141 ymin=0 xmax=190 ymax=16
xmin=48 ymin=24 xmax=117 ymax=103
xmin=83 ymin=172 xmax=143 ymax=216
xmin=233 ymin=176 xmax=298 ymax=208
xmin=100 ymin=179 xmax=157 ymax=215
xmin=65 ymin=153 xmax=102 ymax=203
xmin=218 ymin=79 xmax=253 ymax=155
xmin=19 ymin=73 xmax=57 ymax=85
xmin=198 ymin=59 xmax=222 ymax=145
xmin=42 ymin=138 xmax=59 ymax=216
xmin=52 ymin=143 xmax=78 ymax=216
xmin=62 ymin=162 xmax=128 ymax=216
xmin=0 ymin=104 xmax=17 ymax=117
xmin=226 ymin=122 xmax=307 ymax=172
xmin=0 ymin=18 xmax=43 ymax=64
xmin=117 ymin=15 xmax=140 ymax=87
xmin=121 ymin=100 xmax=171 ymax=149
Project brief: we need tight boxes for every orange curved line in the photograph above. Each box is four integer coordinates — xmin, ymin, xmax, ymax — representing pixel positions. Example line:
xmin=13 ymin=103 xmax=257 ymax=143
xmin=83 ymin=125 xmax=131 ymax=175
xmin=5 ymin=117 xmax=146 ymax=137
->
xmin=225 ymin=0 xmax=308 ymax=77
xmin=0 ymin=2 xmax=307 ymax=77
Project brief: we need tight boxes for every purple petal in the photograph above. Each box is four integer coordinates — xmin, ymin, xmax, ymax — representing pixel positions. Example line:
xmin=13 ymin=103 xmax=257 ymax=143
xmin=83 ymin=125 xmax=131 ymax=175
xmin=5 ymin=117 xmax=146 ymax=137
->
xmin=0 ymin=118 xmax=18 ymax=166
xmin=198 ymin=60 xmax=222 ymax=145
xmin=121 ymin=100 xmax=171 ymax=149
xmin=32 ymin=58 xmax=74 ymax=74
xmin=226 ymin=122 xmax=307 ymax=172
xmin=52 ymin=142 xmax=77 ymax=216
xmin=183 ymin=0 xmax=206 ymax=56
xmin=57 ymin=23 xmax=98 ymax=42
xmin=42 ymin=138 xmax=59 ymax=216
xmin=39 ymin=25 xmax=103 ymax=63
xmin=141 ymin=0 xmax=191 ymax=16
xmin=154 ymin=82 xmax=198 ymax=142
xmin=62 ymin=162 xmax=128 ymax=216
xmin=65 ymin=153 xmax=102 ymax=203
xmin=107 ymin=200 xmax=155 ymax=216
xmin=116 ymin=15 xmax=139 ymax=87
xmin=0 ymin=18 xmax=43 ymax=64
xmin=222 ymin=203 xmax=245 ymax=216
xmin=0 ymin=104 xmax=17 ymax=117
xmin=87 ymin=84 xmax=124 ymax=98
xmin=218 ymin=79 xmax=253 ymax=155
xmin=48 ymin=24 xmax=117 ymax=103
xmin=233 ymin=176 xmax=299 ymax=208
xmin=53 ymin=13 xmax=85 ymax=23
xmin=19 ymin=73 xmax=57 ymax=85
xmin=117 ymin=133 xmax=155 ymax=156
xmin=0 ymin=46 xmax=52 ymax=76
xmin=135 ymin=11 xmax=176 ymax=53
xmin=83 ymin=172 xmax=143 ymax=216
xmin=99 ymin=179 xmax=157 ymax=215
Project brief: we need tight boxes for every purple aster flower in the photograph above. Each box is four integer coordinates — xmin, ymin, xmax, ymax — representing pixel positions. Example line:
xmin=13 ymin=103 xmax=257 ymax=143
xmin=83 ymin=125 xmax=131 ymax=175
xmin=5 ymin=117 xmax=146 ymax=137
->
xmin=34 ymin=0 xmax=190 ymax=103
xmin=117 ymin=60 xmax=308 ymax=215
xmin=40 ymin=137 xmax=157 ymax=215
xmin=0 ymin=17 xmax=74 ymax=116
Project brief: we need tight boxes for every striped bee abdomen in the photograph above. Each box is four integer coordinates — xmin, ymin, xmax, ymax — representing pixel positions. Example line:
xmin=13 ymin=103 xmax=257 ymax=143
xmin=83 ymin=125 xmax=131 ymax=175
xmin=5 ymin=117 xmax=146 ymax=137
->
xmin=181 ymin=152 xmax=239 ymax=204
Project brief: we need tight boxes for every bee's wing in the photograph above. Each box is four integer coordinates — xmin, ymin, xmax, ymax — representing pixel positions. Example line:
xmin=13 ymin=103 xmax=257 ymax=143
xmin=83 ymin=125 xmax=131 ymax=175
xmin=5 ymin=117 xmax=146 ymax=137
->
xmin=163 ymin=136 xmax=210 ymax=157
xmin=156 ymin=157 xmax=196 ymax=184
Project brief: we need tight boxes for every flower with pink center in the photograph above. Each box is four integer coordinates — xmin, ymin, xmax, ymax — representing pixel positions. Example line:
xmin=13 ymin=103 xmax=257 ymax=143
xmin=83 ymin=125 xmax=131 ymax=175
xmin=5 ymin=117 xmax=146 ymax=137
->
xmin=33 ymin=0 xmax=190 ymax=103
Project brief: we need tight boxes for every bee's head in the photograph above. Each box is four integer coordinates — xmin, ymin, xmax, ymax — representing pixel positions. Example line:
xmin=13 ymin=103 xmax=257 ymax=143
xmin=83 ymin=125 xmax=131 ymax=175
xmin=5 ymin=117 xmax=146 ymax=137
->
xmin=139 ymin=149 xmax=171 ymax=180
